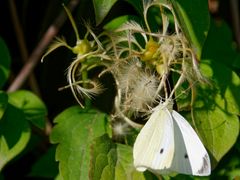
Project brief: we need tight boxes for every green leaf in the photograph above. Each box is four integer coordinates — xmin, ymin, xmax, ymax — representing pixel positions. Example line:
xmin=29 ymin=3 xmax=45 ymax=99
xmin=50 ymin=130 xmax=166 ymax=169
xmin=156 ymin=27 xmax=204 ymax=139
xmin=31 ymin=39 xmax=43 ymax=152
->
xmin=93 ymin=0 xmax=117 ymax=25
xmin=202 ymin=19 xmax=240 ymax=68
xmin=192 ymin=59 xmax=240 ymax=166
xmin=115 ymin=144 xmax=151 ymax=180
xmin=0 ymin=37 xmax=11 ymax=88
xmin=171 ymin=0 xmax=210 ymax=58
xmin=174 ymin=18 xmax=240 ymax=166
xmin=227 ymin=169 xmax=240 ymax=179
xmin=89 ymin=134 xmax=117 ymax=180
xmin=175 ymin=58 xmax=240 ymax=167
xmin=104 ymin=15 xmax=137 ymax=31
xmin=173 ymin=74 xmax=192 ymax=111
xmin=0 ymin=104 xmax=31 ymax=171
xmin=8 ymin=90 xmax=47 ymax=129
xmin=55 ymin=173 xmax=64 ymax=180
xmin=233 ymin=54 xmax=240 ymax=69
xmin=50 ymin=106 xmax=109 ymax=180
xmin=29 ymin=146 xmax=59 ymax=178
xmin=212 ymin=152 xmax=240 ymax=178
xmin=197 ymin=60 xmax=240 ymax=114
xmin=0 ymin=91 xmax=8 ymax=120
xmin=91 ymin=134 xmax=156 ymax=179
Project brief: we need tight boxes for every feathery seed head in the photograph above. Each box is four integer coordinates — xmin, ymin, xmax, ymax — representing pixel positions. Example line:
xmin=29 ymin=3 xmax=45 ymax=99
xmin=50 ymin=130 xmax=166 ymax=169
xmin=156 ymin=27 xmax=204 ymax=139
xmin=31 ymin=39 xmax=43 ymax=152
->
xmin=112 ymin=121 xmax=130 ymax=138
xmin=129 ymin=70 xmax=159 ymax=111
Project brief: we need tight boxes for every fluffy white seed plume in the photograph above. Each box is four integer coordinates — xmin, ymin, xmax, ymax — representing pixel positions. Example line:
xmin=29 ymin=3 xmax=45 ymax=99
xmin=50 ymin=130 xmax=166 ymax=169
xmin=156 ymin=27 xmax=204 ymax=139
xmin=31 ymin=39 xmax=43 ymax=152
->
xmin=117 ymin=58 xmax=143 ymax=94
xmin=129 ymin=70 xmax=159 ymax=111
xmin=112 ymin=121 xmax=130 ymax=138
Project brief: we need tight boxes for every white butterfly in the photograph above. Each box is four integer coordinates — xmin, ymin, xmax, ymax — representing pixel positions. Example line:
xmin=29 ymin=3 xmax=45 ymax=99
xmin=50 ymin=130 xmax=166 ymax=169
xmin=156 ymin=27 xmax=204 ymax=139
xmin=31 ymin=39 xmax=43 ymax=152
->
xmin=133 ymin=101 xmax=211 ymax=176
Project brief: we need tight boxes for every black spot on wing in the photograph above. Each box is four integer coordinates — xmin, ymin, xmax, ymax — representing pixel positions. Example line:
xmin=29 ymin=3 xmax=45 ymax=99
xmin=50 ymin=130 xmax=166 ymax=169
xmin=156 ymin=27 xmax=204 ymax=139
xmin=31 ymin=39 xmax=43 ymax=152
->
xmin=184 ymin=153 xmax=188 ymax=159
xmin=197 ymin=154 xmax=210 ymax=174
xmin=160 ymin=148 xmax=164 ymax=154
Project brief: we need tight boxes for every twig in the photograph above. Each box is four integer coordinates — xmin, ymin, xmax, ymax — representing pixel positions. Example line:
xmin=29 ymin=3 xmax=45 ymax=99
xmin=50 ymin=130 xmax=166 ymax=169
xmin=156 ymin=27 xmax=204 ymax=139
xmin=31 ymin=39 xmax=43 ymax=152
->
xmin=230 ymin=0 xmax=240 ymax=48
xmin=7 ymin=0 xmax=80 ymax=92
xmin=8 ymin=0 xmax=41 ymax=96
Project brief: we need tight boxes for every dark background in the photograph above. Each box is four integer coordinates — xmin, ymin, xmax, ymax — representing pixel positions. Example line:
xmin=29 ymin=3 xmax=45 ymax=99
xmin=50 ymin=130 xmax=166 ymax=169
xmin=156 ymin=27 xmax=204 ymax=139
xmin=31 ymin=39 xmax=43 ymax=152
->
xmin=0 ymin=0 xmax=239 ymax=179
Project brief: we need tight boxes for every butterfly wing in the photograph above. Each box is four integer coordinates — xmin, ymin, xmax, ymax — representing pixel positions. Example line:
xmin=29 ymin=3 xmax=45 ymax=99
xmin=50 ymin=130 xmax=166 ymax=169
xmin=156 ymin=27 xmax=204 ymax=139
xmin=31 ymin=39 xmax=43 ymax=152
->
xmin=170 ymin=110 xmax=211 ymax=176
xmin=133 ymin=107 xmax=174 ymax=172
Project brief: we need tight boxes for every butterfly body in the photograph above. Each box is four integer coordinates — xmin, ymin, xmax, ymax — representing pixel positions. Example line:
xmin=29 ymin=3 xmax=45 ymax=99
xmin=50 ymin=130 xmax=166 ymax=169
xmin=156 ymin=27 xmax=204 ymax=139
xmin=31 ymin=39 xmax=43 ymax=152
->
xmin=133 ymin=103 xmax=211 ymax=176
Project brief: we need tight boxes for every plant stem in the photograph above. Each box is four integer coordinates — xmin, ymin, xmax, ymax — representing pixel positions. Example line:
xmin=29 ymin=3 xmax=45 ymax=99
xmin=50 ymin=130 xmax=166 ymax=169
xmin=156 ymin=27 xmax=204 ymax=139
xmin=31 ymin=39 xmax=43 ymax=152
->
xmin=230 ymin=0 xmax=240 ymax=48
xmin=8 ymin=0 xmax=41 ymax=96
xmin=81 ymin=69 xmax=91 ymax=108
